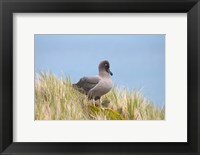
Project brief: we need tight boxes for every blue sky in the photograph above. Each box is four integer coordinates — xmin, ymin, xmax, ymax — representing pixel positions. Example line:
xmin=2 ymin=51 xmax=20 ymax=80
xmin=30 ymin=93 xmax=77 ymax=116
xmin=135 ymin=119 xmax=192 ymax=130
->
xmin=35 ymin=34 xmax=165 ymax=106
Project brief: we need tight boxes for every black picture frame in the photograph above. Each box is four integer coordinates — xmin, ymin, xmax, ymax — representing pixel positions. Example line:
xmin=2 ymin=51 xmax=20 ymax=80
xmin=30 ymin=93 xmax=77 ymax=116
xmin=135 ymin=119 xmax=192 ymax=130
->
xmin=0 ymin=0 xmax=200 ymax=154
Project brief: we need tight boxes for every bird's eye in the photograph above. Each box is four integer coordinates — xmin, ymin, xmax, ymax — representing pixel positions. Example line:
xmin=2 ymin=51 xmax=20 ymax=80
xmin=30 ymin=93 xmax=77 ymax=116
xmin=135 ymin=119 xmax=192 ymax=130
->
xmin=105 ymin=63 xmax=108 ymax=66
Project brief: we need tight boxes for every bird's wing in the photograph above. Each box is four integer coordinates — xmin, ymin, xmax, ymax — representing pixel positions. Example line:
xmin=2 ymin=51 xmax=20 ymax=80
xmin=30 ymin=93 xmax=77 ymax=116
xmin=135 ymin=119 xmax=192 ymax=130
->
xmin=73 ymin=76 xmax=101 ymax=93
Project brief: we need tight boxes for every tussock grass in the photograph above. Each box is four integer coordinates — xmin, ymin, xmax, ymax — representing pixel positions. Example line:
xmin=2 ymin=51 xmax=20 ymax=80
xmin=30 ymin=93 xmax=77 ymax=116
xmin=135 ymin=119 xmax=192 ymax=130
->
xmin=35 ymin=72 xmax=165 ymax=120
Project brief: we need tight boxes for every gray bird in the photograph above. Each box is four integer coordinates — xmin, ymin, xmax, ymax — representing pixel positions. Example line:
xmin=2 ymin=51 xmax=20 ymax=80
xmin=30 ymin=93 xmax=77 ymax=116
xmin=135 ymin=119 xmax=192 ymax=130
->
xmin=73 ymin=60 xmax=113 ymax=101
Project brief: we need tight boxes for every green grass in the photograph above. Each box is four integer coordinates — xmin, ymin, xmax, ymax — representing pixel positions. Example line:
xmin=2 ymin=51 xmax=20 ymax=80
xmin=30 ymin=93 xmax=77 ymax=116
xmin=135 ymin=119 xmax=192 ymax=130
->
xmin=35 ymin=72 xmax=165 ymax=120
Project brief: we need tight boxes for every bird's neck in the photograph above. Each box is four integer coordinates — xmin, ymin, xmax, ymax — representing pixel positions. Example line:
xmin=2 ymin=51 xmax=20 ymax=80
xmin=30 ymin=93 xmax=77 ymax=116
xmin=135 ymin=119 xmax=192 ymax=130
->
xmin=99 ymin=70 xmax=110 ymax=78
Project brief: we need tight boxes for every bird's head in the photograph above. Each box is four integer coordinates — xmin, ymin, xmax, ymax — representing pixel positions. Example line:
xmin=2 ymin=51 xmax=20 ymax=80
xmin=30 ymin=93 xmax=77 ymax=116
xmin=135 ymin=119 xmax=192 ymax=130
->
xmin=99 ymin=60 xmax=113 ymax=76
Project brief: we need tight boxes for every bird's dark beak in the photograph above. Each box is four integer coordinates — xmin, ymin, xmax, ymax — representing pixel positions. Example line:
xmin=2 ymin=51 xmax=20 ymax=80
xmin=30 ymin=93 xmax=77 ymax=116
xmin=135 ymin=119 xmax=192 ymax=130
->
xmin=107 ymin=68 xmax=113 ymax=76
xmin=110 ymin=71 xmax=113 ymax=76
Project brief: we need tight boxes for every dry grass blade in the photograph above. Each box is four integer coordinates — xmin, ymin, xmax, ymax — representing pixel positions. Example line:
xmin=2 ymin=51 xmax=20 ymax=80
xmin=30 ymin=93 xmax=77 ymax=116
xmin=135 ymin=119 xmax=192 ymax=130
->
xmin=35 ymin=72 xmax=165 ymax=120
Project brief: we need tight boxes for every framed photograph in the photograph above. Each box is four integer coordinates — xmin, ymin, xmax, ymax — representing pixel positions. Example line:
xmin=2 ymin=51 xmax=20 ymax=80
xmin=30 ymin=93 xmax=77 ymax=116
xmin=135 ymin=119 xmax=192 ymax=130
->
xmin=0 ymin=0 xmax=200 ymax=154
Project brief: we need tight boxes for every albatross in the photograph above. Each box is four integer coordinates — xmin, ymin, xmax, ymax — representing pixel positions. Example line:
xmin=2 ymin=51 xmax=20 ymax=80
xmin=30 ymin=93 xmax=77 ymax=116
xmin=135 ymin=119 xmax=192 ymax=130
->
xmin=73 ymin=60 xmax=113 ymax=101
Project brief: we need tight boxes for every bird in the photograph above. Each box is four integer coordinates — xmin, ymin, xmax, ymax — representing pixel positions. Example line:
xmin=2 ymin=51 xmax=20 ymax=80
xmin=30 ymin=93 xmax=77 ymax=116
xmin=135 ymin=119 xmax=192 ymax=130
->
xmin=73 ymin=60 xmax=113 ymax=102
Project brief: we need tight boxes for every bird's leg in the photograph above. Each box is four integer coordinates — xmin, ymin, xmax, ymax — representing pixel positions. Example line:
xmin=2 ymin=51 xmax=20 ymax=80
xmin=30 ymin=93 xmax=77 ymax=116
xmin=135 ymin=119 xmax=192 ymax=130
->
xmin=95 ymin=96 xmax=103 ymax=108
xmin=87 ymin=92 xmax=95 ymax=106
xmin=92 ymin=99 xmax=96 ymax=106
xmin=88 ymin=97 xmax=96 ymax=106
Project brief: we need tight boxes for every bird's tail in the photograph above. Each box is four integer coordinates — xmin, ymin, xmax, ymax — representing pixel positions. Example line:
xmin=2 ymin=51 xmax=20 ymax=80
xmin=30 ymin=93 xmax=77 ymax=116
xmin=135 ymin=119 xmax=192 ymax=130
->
xmin=72 ymin=83 xmax=79 ymax=89
xmin=72 ymin=83 xmax=86 ymax=94
xmin=72 ymin=83 xmax=77 ymax=87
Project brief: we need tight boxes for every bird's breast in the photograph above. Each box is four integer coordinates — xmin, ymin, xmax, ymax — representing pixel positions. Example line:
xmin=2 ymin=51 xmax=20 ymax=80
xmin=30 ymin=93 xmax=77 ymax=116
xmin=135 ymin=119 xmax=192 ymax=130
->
xmin=90 ymin=78 xmax=112 ymax=96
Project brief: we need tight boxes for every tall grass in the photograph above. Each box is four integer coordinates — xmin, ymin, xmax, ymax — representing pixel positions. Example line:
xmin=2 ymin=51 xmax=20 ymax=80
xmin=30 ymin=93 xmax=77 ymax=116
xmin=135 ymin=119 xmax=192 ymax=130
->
xmin=35 ymin=72 xmax=165 ymax=120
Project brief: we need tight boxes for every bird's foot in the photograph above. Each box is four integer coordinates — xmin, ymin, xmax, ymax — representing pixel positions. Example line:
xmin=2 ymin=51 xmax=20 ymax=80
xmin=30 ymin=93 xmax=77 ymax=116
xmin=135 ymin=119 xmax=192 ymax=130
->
xmin=101 ymin=100 xmax=110 ymax=108
xmin=88 ymin=100 xmax=96 ymax=106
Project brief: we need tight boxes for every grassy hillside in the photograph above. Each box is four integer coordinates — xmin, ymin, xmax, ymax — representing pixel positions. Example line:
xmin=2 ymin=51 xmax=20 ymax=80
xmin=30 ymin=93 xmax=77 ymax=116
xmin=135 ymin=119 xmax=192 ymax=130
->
xmin=35 ymin=72 xmax=165 ymax=120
